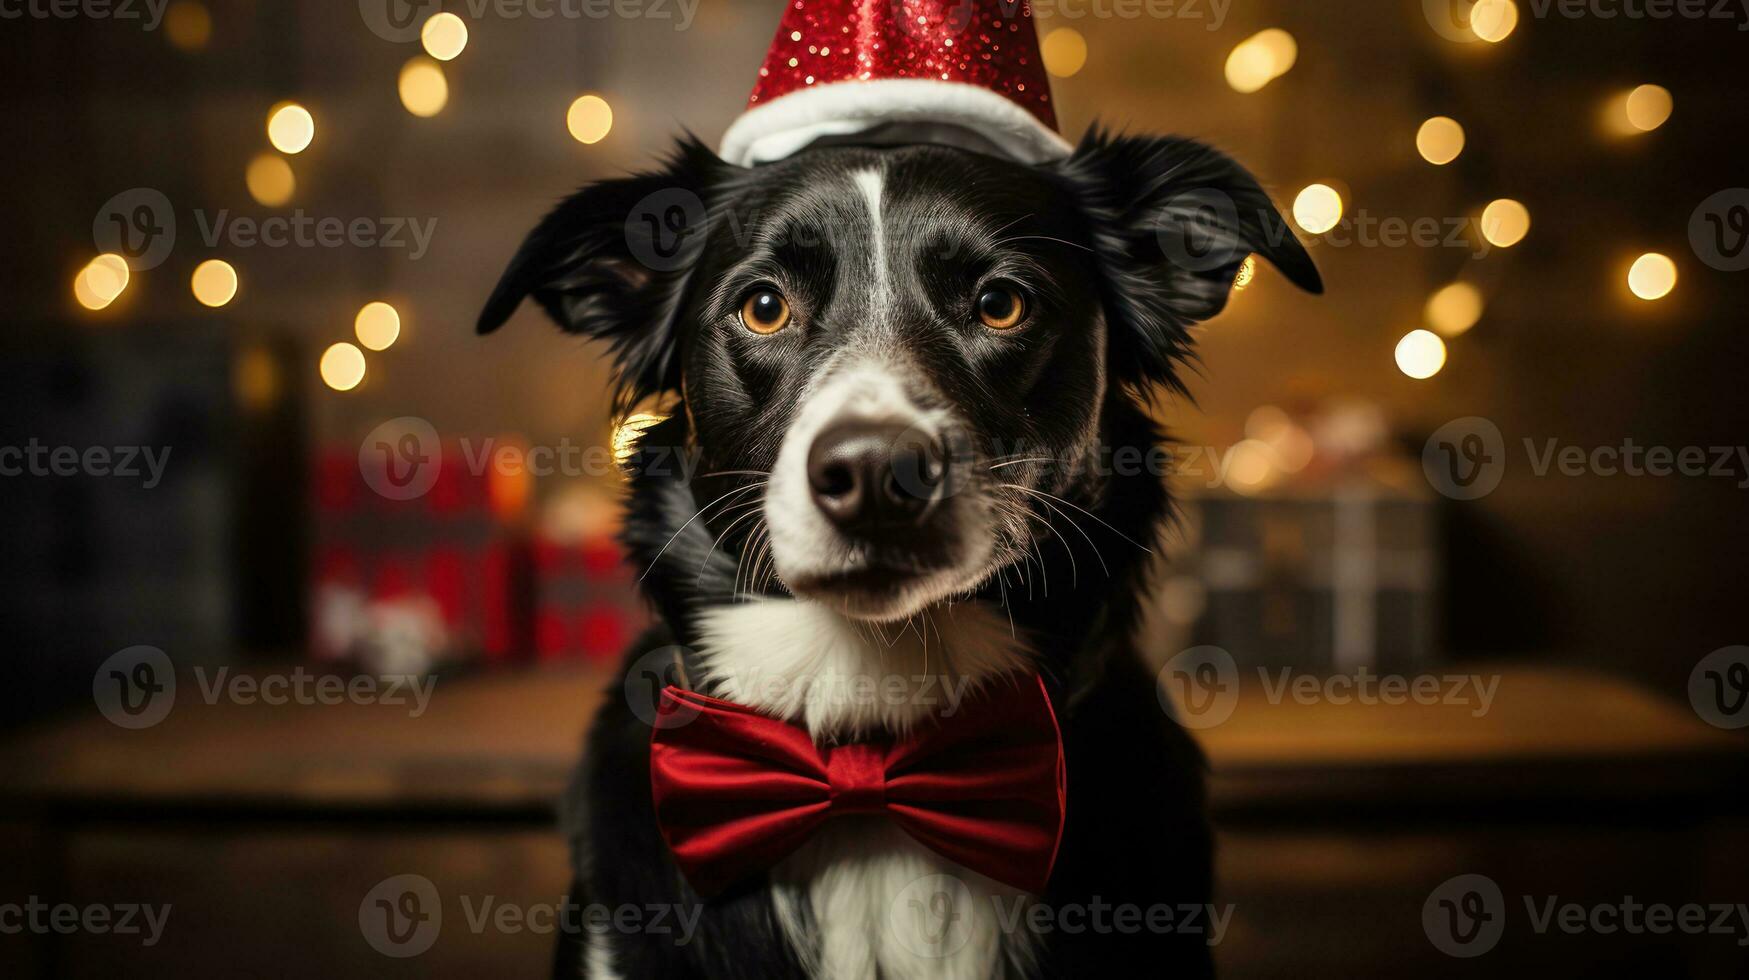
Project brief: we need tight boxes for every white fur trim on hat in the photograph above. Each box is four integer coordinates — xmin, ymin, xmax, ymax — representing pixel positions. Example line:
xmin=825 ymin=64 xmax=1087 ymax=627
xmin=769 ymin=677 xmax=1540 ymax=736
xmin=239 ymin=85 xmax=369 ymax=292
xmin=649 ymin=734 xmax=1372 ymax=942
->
xmin=720 ymin=78 xmax=1072 ymax=167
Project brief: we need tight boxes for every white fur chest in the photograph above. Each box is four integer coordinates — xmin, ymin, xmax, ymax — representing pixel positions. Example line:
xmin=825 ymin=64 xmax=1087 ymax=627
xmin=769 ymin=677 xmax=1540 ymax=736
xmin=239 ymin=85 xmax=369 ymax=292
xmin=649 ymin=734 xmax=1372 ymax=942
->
xmin=692 ymin=600 xmax=1039 ymax=979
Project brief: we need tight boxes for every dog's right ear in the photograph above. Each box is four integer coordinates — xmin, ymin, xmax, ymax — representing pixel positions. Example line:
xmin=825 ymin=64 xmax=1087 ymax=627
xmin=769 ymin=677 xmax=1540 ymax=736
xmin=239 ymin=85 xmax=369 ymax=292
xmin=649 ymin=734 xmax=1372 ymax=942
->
xmin=477 ymin=137 xmax=727 ymax=410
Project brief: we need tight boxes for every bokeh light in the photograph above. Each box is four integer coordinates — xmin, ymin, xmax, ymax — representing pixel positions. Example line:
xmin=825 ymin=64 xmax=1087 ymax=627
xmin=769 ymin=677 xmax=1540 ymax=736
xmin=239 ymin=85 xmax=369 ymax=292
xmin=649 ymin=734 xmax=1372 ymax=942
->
xmin=1395 ymin=329 xmax=1448 ymax=379
xmin=245 ymin=153 xmax=295 ymax=207
xmin=1041 ymin=28 xmax=1087 ymax=79
xmin=1224 ymin=439 xmax=1280 ymax=495
xmin=1233 ymin=254 xmax=1257 ymax=291
xmin=1624 ymin=84 xmax=1673 ymax=132
xmin=320 ymin=342 xmax=367 ymax=392
xmin=1416 ymin=116 xmax=1466 ymax=165
xmin=1627 ymin=252 xmax=1677 ymax=301
xmin=567 ymin=94 xmax=614 ymax=144
xmin=399 ymin=57 xmax=449 ymax=117
xmin=1481 ymin=198 xmax=1531 ymax=248
xmin=266 ymin=102 xmax=314 ymax=154
xmin=1292 ymin=183 xmax=1343 ymax=234
xmin=1470 ymin=0 xmax=1519 ymax=42
xmin=74 ymin=254 xmax=131 ymax=311
xmin=421 ymin=12 xmax=469 ymax=61
xmin=1225 ymin=29 xmax=1297 ymax=93
xmin=355 ymin=302 xmax=402 ymax=351
xmin=1425 ymin=282 xmax=1484 ymax=336
xmin=164 ymin=1 xmax=211 ymax=51
xmin=191 ymin=259 xmax=238 ymax=307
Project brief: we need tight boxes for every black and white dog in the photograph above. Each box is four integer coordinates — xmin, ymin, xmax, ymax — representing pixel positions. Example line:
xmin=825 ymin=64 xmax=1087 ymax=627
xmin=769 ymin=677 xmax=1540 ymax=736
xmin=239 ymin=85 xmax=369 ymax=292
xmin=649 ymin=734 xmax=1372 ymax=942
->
xmin=479 ymin=130 xmax=1320 ymax=978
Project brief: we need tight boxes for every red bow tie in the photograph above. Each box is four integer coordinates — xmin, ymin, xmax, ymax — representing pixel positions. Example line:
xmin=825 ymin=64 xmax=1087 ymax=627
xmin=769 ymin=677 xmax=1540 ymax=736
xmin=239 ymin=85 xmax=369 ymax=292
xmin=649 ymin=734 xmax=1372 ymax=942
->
xmin=649 ymin=675 xmax=1066 ymax=897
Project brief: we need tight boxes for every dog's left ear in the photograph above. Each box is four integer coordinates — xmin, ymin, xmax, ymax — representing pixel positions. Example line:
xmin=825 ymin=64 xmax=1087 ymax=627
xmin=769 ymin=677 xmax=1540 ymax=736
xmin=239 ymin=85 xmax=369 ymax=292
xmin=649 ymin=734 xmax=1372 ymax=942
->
xmin=477 ymin=137 xmax=727 ymax=410
xmin=1055 ymin=130 xmax=1322 ymax=390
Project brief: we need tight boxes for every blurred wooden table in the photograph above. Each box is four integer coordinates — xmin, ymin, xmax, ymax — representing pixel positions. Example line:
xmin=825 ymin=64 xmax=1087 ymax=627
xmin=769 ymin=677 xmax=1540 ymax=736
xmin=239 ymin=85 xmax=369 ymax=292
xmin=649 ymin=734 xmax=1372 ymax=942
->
xmin=2 ymin=665 xmax=1745 ymax=979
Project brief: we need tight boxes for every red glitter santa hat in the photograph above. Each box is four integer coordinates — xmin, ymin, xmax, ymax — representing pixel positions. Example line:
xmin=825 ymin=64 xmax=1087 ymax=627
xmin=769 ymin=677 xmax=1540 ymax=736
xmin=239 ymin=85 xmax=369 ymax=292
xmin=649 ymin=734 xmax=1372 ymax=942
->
xmin=720 ymin=0 xmax=1072 ymax=167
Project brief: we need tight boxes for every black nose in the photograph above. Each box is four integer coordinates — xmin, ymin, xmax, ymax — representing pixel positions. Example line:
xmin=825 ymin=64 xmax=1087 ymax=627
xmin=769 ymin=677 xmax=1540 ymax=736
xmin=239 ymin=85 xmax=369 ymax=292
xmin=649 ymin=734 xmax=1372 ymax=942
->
xmin=806 ymin=420 xmax=946 ymax=534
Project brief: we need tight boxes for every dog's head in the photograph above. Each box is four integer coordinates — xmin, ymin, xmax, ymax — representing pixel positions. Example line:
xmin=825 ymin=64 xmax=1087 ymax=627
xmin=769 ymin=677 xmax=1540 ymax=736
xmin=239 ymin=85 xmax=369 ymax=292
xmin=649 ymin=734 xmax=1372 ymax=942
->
xmin=480 ymin=133 xmax=1319 ymax=623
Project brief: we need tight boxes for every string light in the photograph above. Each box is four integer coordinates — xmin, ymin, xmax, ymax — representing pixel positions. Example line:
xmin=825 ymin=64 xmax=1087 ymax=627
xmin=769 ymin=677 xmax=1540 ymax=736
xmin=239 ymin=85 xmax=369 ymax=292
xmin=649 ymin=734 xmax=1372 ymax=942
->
xmin=1292 ymin=183 xmax=1343 ymax=234
xmin=399 ymin=57 xmax=450 ymax=117
xmin=1225 ymin=29 xmax=1297 ymax=93
xmin=355 ymin=302 xmax=402 ymax=351
xmin=164 ymin=1 xmax=211 ymax=51
xmin=567 ymin=94 xmax=613 ymax=144
xmin=1040 ymin=28 xmax=1087 ymax=79
xmin=1480 ymin=198 xmax=1530 ymax=248
xmin=1470 ymin=0 xmax=1519 ymax=42
xmin=266 ymin=102 xmax=314 ymax=154
xmin=245 ymin=153 xmax=295 ymax=207
xmin=1416 ymin=116 xmax=1466 ymax=165
xmin=191 ymin=259 xmax=239 ymax=307
xmin=1425 ymin=282 xmax=1484 ymax=336
xmin=1627 ymin=253 xmax=1677 ymax=301
xmin=320 ymin=342 xmax=367 ymax=392
xmin=421 ymin=12 xmax=469 ymax=61
xmin=1395 ymin=329 xmax=1448 ymax=379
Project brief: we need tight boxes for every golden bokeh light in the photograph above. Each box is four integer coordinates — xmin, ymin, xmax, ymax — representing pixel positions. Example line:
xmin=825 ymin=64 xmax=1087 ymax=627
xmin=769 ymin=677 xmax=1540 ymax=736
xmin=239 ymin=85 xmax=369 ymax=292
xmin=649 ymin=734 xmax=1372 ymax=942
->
xmin=1395 ymin=329 xmax=1448 ymax=380
xmin=1425 ymin=281 xmax=1484 ymax=336
xmin=245 ymin=153 xmax=295 ymax=207
xmin=1292 ymin=183 xmax=1343 ymax=235
xmin=164 ymin=1 xmax=211 ymax=51
xmin=234 ymin=346 xmax=280 ymax=411
xmin=1416 ymin=116 xmax=1466 ymax=165
xmin=421 ymin=12 xmax=469 ymax=61
xmin=1232 ymin=254 xmax=1257 ymax=291
xmin=1624 ymin=84 xmax=1673 ymax=132
xmin=266 ymin=102 xmax=314 ymax=155
xmin=1470 ymin=0 xmax=1519 ymax=42
xmin=1041 ymin=28 xmax=1088 ymax=79
xmin=74 ymin=254 xmax=130 ymax=311
xmin=1480 ymin=198 xmax=1530 ymax=248
xmin=567 ymin=94 xmax=614 ymax=144
xmin=1627 ymin=252 xmax=1677 ymax=301
xmin=399 ymin=57 xmax=450 ymax=117
xmin=1224 ymin=439 xmax=1280 ymax=495
xmin=190 ymin=259 xmax=239 ymax=307
xmin=320 ymin=342 xmax=367 ymax=392
xmin=1225 ymin=29 xmax=1297 ymax=94
xmin=355 ymin=301 xmax=403 ymax=351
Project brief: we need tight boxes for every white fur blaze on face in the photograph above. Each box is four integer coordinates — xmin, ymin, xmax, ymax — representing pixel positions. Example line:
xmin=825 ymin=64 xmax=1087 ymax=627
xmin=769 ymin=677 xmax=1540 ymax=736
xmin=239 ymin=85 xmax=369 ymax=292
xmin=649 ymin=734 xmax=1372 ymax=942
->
xmin=764 ymin=361 xmax=997 ymax=622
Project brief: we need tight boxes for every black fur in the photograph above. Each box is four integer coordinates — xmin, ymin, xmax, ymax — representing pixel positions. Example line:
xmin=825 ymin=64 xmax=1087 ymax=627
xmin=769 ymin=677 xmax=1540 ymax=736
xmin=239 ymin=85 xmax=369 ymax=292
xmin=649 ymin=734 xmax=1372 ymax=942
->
xmin=482 ymin=130 xmax=1319 ymax=978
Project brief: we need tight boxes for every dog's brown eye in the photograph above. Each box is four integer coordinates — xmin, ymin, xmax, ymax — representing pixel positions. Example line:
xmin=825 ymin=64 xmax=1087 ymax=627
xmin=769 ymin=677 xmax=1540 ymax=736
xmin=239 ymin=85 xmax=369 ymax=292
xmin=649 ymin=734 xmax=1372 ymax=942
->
xmin=740 ymin=289 xmax=790 ymax=335
xmin=976 ymin=287 xmax=1025 ymax=330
